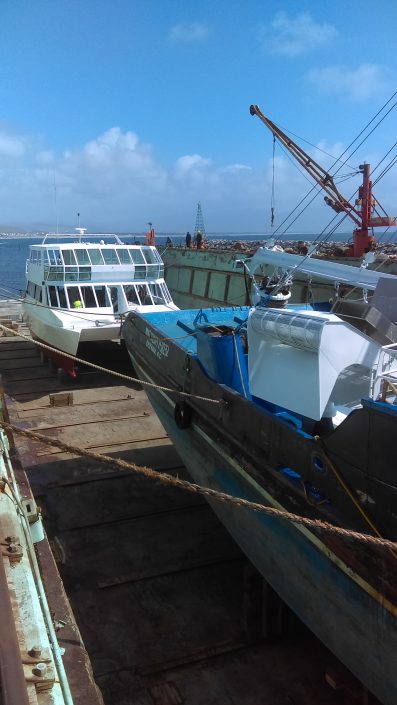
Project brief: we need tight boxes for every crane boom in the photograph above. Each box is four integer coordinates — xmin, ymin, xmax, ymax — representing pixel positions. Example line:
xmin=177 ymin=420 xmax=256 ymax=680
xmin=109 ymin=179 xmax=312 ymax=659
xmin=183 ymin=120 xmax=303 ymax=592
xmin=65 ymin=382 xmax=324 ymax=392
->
xmin=250 ymin=104 xmax=396 ymax=257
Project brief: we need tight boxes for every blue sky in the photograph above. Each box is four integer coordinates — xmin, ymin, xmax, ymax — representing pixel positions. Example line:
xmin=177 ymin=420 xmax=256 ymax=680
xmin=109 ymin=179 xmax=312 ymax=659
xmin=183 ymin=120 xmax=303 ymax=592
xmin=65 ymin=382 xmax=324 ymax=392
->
xmin=1 ymin=0 xmax=396 ymax=234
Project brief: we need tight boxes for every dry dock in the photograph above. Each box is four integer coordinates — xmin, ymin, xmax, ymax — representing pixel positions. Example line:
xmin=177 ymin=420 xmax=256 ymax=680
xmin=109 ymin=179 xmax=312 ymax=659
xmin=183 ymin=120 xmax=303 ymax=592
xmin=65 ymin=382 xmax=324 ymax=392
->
xmin=0 ymin=301 xmax=370 ymax=705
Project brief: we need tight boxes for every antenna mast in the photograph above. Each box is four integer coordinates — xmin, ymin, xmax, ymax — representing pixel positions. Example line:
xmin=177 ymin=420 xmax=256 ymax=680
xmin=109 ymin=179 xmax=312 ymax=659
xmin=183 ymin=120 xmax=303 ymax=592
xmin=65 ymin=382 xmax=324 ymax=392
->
xmin=194 ymin=202 xmax=206 ymax=237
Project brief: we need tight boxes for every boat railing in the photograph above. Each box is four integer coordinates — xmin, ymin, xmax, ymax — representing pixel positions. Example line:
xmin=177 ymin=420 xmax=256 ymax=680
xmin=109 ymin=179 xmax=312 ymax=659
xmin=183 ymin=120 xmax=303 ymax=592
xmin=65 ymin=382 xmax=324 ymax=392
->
xmin=370 ymin=343 xmax=397 ymax=401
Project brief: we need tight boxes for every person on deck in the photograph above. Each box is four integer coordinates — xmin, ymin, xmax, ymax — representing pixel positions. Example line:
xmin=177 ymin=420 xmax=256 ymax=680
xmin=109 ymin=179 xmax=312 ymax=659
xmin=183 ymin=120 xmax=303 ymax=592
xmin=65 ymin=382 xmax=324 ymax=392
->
xmin=138 ymin=286 xmax=146 ymax=304
xmin=185 ymin=231 xmax=192 ymax=248
xmin=196 ymin=231 xmax=203 ymax=249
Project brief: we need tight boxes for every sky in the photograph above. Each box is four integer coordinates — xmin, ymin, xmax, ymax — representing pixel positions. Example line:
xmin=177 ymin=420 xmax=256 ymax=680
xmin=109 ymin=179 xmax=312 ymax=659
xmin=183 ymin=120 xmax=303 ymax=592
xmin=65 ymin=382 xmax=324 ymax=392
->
xmin=1 ymin=0 xmax=397 ymax=235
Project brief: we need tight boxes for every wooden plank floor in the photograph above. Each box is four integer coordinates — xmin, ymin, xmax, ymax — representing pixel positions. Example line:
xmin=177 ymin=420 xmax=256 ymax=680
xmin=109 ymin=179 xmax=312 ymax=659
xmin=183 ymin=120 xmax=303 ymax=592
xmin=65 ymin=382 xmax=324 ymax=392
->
xmin=0 ymin=314 xmax=345 ymax=705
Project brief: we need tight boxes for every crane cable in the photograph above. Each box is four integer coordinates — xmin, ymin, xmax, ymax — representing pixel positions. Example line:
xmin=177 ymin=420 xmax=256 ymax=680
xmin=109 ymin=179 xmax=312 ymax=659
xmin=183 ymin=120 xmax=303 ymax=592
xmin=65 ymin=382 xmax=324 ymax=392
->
xmin=270 ymin=136 xmax=276 ymax=227
xmin=269 ymin=91 xmax=397 ymax=241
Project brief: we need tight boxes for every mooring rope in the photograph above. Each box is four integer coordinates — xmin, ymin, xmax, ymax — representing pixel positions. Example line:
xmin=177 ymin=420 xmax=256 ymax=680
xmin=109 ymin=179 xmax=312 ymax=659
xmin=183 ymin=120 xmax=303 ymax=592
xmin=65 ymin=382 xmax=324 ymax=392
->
xmin=2 ymin=421 xmax=397 ymax=552
xmin=0 ymin=322 xmax=220 ymax=405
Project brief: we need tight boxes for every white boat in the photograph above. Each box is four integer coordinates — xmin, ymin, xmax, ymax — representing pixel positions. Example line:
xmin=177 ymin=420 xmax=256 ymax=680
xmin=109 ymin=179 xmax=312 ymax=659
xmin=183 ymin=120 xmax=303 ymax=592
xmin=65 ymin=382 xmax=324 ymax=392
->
xmin=22 ymin=230 xmax=178 ymax=376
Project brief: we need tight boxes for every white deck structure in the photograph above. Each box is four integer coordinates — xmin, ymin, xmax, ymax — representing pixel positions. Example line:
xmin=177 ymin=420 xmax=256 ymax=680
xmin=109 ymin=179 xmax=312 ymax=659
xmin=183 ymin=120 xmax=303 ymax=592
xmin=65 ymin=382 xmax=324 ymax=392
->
xmin=247 ymin=246 xmax=397 ymax=422
xmin=248 ymin=308 xmax=380 ymax=420
xmin=248 ymin=246 xmax=397 ymax=291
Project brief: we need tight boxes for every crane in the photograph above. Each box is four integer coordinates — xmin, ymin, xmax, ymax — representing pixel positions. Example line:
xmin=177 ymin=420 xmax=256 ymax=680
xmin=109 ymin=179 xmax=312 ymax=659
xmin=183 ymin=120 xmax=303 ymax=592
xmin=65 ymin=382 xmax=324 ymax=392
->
xmin=250 ymin=104 xmax=396 ymax=258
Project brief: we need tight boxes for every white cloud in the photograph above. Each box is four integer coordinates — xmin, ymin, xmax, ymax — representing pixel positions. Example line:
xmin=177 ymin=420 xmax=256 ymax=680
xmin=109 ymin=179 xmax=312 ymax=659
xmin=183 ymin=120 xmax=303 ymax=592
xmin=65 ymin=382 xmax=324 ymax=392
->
xmin=36 ymin=150 xmax=54 ymax=165
xmin=83 ymin=128 xmax=139 ymax=165
xmin=0 ymin=123 xmax=391 ymax=234
xmin=56 ymin=127 xmax=167 ymax=200
xmin=260 ymin=12 xmax=337 ymax=57
xmin=220 ymin=164 xmax=252 ymax=174
xmin=0 ymin=132 xmax=27 ymax=158
xmin=169 ymin=22 xmax=210 ymax=42
xmin=0 ymin=126 xmax=266 ymax=230
xmin=306 ymin=64 xmax=393 ymax=101
xmin=175 ymin=154 xmax=212 ymax=174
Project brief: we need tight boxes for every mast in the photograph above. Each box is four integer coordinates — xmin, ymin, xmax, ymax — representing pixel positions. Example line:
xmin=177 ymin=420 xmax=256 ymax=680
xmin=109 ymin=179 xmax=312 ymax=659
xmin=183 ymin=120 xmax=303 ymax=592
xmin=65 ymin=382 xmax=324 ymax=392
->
xmin=194 ymin=202 xmax=206 ymax=237
xmin=250 ymin=104 xmax=396 ymax=258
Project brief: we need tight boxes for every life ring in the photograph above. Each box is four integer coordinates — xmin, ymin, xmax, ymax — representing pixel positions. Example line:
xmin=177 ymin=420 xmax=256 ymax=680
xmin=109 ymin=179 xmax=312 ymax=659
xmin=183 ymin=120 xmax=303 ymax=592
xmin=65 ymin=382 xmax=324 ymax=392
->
xmin=174 ymin=402 xmax=192 ymax=429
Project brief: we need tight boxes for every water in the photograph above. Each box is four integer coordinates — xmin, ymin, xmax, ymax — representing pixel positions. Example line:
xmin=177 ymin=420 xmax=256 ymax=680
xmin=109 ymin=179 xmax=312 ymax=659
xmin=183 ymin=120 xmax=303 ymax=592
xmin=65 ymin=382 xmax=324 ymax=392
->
xmin=0 ymin=238 xmax=34 ymax=296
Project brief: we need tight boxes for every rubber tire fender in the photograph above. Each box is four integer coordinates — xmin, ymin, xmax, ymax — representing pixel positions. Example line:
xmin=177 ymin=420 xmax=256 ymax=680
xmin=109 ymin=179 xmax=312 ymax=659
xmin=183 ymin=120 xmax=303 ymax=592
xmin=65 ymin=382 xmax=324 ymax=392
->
xmin=174 ymin=401 xmax=192 ymax=429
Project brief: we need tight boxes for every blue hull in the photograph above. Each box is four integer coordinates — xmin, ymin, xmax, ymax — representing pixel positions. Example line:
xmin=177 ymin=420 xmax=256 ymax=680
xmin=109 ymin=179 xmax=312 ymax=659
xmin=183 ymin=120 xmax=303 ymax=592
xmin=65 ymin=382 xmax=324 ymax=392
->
xmin=131 ymin=356 xmax=397 ymax=705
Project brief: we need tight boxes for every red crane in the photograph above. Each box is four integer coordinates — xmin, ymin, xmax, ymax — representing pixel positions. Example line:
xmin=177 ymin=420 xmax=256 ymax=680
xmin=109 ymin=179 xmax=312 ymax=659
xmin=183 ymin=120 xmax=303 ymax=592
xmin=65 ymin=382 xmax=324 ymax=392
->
xmin=250 ymin=104 xmax=396 ymax=258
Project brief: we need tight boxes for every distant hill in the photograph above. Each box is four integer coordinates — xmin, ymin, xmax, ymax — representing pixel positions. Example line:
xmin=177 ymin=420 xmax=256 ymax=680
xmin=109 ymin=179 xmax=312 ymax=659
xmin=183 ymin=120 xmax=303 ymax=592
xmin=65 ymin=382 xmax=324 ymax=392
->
xmin=0 ymin=222 xmax=73 ymax=234
xmin=0 ymin=224 xmax=30 ymax=234
xmin=0 ymin=222 xmax=123 ymax=234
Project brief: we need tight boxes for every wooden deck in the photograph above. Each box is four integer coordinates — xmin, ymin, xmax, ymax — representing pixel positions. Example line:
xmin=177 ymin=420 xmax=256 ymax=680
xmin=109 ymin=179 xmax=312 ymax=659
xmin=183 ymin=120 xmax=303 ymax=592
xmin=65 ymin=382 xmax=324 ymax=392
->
xmin=0 ymin=303 xmax=350 ymax=705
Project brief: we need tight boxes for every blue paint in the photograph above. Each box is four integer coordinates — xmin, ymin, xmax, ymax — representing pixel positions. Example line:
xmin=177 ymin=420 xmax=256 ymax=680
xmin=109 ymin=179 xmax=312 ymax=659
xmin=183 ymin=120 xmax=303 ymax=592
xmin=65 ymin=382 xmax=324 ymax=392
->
xmin=275 ymin=410 xmax=302 ymax=430
xmin=196 ymin=325 xmax=251 ymax=398
xmin=280 ymin=467 xmax=301 ymax=479
xmin=362 ymin=397 xmax=397 ymax=417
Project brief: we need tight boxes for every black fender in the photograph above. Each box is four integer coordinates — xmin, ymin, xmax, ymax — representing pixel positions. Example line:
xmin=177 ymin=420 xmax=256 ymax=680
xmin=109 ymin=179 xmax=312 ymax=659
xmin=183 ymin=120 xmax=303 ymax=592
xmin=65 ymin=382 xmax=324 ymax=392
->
xmin=174 ymin=401 xmax=192 ymax=429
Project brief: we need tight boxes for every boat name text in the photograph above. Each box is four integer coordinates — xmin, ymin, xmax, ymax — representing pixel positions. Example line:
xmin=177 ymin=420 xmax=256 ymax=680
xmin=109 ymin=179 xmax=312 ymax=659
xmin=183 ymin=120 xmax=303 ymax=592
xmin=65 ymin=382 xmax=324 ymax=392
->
xmin=145 ymin=327 xmax=169 ymax=359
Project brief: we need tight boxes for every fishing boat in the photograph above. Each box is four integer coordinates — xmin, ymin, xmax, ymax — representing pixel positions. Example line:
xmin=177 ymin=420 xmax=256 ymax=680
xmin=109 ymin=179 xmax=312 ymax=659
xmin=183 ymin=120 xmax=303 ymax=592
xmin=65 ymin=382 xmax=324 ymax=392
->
xmin=122 ymin=248 xmax=397 ymax=705
xmin=22 ymin=229 xmax=178 ymax=377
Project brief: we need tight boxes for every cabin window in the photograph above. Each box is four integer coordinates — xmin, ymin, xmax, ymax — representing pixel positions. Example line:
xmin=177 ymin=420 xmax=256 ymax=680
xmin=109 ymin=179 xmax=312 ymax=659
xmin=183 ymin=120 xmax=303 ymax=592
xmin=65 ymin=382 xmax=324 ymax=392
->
xmin=102 ymin=249 xmax=120 ymax=265
xmin=94 ymin=285 xmax=110 ymax=307
xmin=136 ymin=284 xmax=152 ymax=305
xmin=46 ymin=249 xmax=61 ymax=265
xmin=64 ymin=267 xmax=79 ymax=281
xmin=123 ymin=285 xmax=139 ymax=304
xmin=66 ymin=286 xmax=82 ymax=308
xmin=141 ymin=248 xmax=162 ymax=277
xmin=46 ymin=267 xmax=64 ymax=281
xmin=81 ymin=286 xmax=97 ymax=308
xmin=116 ymin=249 xmax=132 ymax=264
xmin=78 ymin=267 xmax=91 ymax=281
xmin=62 ymin=250 xmax=77 ymax=265
xmin=109 ymin=286 xmax=119 ymax=312
xmin=128 ymin=249 xmax=145 ymax=264
xmin=142 ymin=249 xmax=157 ymax=264
xmin=147 ymin=283 xmax=163 ymax=304
xmin=88 ymin=249 xmax=104 ymax=265
xmin=75 ymin=249 xmax=90 ymax=265
xmin=30 ymin=251 xmax=42 ymax=264
xmin=161 ymin=283 xmax=172 ymax=304
xmin=48 ymin=286 xmax=59 ymax=307
xmin=57 ymin=286 xmax=68 ymax=308
xmin=128 ymin=249 xmax=147 ymax=277
xmin=34 ymin=284 xmax=42 ymax=301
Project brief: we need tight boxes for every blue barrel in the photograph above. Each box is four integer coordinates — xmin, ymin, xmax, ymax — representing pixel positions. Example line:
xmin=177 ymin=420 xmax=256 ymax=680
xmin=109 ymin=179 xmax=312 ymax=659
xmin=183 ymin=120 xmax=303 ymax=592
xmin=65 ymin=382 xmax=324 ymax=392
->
xmin=196 ymin=326 xmax=250 ymax=398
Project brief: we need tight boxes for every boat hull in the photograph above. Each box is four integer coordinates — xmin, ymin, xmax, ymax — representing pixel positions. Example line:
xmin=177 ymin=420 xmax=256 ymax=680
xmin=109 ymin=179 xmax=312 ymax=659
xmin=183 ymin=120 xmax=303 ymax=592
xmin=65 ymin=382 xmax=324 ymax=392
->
xmin=22 ymin=302 xmax=120 ymax=356
xmin=126 ymin=349 xmax=397 ymax=705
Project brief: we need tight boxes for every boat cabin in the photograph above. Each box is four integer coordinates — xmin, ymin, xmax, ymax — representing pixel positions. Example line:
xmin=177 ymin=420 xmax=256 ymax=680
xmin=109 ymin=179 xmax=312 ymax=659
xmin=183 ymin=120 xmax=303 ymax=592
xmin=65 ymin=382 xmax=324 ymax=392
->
xmin=25 ymin=241 xmax=173 ymax=314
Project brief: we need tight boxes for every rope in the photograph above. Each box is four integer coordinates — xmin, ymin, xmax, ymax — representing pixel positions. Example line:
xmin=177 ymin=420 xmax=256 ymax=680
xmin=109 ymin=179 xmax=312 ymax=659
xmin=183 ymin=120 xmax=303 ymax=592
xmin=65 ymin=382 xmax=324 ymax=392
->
xmin=232 ymin=332 xmax=248 ymax=399
xmin=2 ymin=421 xmax=397 ymax=552
xmin=315 ymin=436 xmax=397 ymax=561
xmin=0 ymin=322 xmax=221 ymax=405
xmin=271 ymin=135 xmax=276 ymax=227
